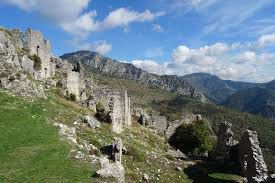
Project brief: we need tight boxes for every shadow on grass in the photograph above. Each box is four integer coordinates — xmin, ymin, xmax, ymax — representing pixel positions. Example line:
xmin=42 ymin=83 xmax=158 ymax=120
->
xmin=184 ymin=162 xmax=241 ymax=183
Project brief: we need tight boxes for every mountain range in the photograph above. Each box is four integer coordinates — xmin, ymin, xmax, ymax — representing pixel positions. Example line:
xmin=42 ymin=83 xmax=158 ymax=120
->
xmin=61 ymin=51 xmax=206 ymax=101
xmin=61 ymin=51 xmax=275 ymax=121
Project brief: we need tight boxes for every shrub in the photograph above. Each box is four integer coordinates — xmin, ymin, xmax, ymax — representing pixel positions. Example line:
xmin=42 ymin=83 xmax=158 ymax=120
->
xmin=169 ymin=120 xmax=214 ymax=155
xmin=28 ymin=54 xmax=42 ymax=71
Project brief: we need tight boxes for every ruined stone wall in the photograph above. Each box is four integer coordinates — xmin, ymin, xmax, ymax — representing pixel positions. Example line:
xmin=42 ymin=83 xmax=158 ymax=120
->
xmin=93 ymin=88 xmax=132 ymax=133
xmin=66 ymin=71 xmax=80 ymax=101
xmin=215 ymin=121 xmax=235 ymax=160
xmin=239 ymin=130 xmax=268 ymax=183
xmin=24 ymin=28 xmax=52 ymax=79
xmin=109 ymin=96 xmax=124 ymax=133
xmin=166 ymin=113 xmax=197 ymax=138
xmin=124 ymin=91 xmax=131 ymax=127
xmin=146 ymin=115 xmax=167 ymax=133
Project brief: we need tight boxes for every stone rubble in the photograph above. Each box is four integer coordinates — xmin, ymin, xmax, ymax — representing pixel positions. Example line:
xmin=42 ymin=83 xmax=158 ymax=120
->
xmin=83 ymin=115 xmax=101 ymax=129
xmin=96 ymin=156 xmax=125 ymax=183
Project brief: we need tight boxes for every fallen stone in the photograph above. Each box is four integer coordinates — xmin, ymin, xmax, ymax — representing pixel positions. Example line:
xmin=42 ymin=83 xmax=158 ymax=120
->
xmin=83 ymin=115 xmax=101 ymax=129
xmin=142 ymin=173 xmax=149 ymax=182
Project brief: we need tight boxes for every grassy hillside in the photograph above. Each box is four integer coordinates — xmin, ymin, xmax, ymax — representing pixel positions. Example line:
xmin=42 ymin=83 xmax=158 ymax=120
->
xmin=0 ymin=90 xmax=92 ymax=182
xmin=0 ymin=89 xmax=192 ymax=182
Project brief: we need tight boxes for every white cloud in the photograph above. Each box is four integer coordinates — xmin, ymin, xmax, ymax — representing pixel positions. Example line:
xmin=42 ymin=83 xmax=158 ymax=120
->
xmin=102 ymin=8 xmax=165 ymax=29
xmin=257 ymin=34 xmax=275 ymax=47
xmin=152 ymin=24 xmax=163 ymax=32
xmin=3 ymin=1 xmax=164 ymax=37
xmin=171 ymin=43 xmax=228 ymax=65
xmin=4 ymin=0 xmax=91 ymax=23
xmin=93 ymin=41 xmax=112 ymax=55
xmin=69 ymin=39 xmax=112 ymax=55
xmin=132 ymin=59 xmax=167 ymax=74
xmin=132 ymin=38 xmax=275 ymax=82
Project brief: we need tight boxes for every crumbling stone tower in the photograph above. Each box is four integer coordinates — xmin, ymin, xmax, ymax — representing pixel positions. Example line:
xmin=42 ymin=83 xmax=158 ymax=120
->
xmin=109 ymin=95 xmax=124 ymax=134
xmin=124 ymin=91 xmax=131 ymax=127
xmin=239 ymin=130 xmax=268 ymax=183
xmin=24 ymin=28 xmax=52 ymax=79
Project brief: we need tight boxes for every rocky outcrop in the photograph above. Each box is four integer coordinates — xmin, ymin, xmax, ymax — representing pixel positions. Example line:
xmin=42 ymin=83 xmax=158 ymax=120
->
xmin=239 ymin=130 xmax=268 ymax=183
xmin=61 ymin=51 xmax=206 ymax=102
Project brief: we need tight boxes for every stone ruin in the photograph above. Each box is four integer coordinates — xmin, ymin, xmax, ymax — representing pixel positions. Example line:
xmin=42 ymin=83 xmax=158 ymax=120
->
xmin=166 ymin=113 xmax=200 ymax=138
xmin=97 ymin=137 xmax=125 ymax=182
xmin=112 ymin=137 xmax=123 ymax=162
xmin=92 ymin=89 xmax=132 ymax=133
xmin=215 ymin=121 xmax=236 ymax=160
xmin=239 ymin=130 xmax=268 ymax=183
xmin=0 ymin=28 xmax=55 ymax=80
xmin=215 ymin=122 xmax=273 ymax=183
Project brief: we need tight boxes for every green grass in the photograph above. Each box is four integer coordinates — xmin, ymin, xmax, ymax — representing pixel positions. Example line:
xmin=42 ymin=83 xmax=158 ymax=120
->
xmin=0 ymin=90 xmax=92 ymax=183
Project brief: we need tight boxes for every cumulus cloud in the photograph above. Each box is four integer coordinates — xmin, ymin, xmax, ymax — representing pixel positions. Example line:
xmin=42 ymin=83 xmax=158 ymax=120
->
xmin=93 ymin=41 xmax=112 ymax=55
xmin=70 ymin=39 xmax=112 ymax=55
xmin=132 ymin=60 xmax=167 ymax=74
xmin=102 ymin=8 xmax=165 ymax=29
xmin=4 ymin=0 xmax=91 ymax=23
xmin=132 ymin=37 xmax=275 ymax=82
xmin=3 ymin=1 xmax=164 ymax=37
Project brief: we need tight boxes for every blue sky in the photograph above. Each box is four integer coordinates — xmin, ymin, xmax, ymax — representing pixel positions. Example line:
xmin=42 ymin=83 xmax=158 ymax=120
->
xmin=1 ymin=0 xmax=275 ymax=82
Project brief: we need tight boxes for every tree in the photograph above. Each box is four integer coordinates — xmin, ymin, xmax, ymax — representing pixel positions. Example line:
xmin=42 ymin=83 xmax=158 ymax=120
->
xmin=169 ymin=120 xmax=214 ymax=155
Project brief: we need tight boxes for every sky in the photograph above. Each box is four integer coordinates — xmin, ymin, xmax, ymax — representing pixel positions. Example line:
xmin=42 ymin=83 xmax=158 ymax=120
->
xmin=0 ymin=0 xmax=275 ymax=82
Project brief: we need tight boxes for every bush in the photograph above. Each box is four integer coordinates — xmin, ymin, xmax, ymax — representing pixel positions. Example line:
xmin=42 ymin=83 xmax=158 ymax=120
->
xmin=169 ymin=120 xmax=214 ymax=155
xmin=28 ymin=54 xmax=42 ymax=71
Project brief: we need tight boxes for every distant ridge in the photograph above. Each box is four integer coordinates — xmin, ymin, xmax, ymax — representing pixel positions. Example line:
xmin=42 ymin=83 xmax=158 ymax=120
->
xmin=61 ymin=51 xmax=206 ymax=102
